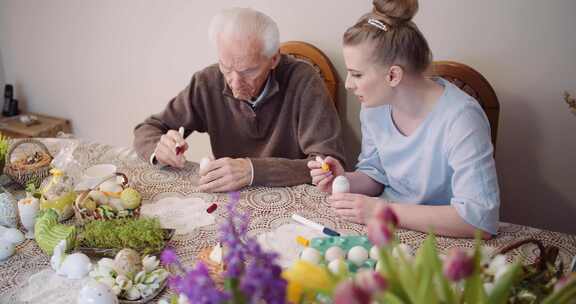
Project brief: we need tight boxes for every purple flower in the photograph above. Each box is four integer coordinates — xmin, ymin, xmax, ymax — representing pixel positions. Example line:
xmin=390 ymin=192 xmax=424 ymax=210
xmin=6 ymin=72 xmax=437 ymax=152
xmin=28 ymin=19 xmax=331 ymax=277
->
xmin=160 ymin=248 xmax=178 ymax=266
xmin=443 ymin=248 xmax=475 ymax=282
xmin=169 ymin=262 xmax=229 ymax=304
xmin=334 ymin=280 xmax=371 ymax=304
xmin=219 ymin=191 xmax=287 ymax=304
xmin=367 ymin=218 xmax=394 ymax=247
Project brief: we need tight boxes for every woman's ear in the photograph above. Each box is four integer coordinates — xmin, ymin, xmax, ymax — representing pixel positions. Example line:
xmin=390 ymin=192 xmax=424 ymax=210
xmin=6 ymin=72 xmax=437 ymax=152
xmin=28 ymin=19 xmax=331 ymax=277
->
xmin=386 ymin=65 xmax=404 ymax=87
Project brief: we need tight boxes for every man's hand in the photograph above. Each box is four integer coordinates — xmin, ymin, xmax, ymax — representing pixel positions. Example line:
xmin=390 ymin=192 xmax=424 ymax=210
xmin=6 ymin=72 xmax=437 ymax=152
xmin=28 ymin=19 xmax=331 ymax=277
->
xmin=154 ymin=130 xmax=188 ymax=168
xmin=198 ymin=157 xmax=252 ymax=192
xmin=308 ymin=156 xmax=346 ymax=193
xmin=327 ymin=193 xmax=385 ymax=224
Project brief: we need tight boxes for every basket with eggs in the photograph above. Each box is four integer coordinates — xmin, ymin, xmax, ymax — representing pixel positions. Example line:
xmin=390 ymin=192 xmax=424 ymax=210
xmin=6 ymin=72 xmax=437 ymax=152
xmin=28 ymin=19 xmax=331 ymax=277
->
xmin=74 ymin=172 xmax=143 ymax=224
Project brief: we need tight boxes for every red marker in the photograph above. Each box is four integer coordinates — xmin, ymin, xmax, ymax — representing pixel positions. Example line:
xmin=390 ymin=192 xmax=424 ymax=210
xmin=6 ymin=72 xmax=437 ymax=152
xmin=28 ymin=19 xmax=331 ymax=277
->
xmin=206 ymin=203 xmax=218 ymax=214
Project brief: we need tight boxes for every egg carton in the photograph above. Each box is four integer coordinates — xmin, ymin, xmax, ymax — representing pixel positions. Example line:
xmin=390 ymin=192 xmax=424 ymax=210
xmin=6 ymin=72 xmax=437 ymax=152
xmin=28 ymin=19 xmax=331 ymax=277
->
xmin=309 ymin=235 xmax=376 ymax=273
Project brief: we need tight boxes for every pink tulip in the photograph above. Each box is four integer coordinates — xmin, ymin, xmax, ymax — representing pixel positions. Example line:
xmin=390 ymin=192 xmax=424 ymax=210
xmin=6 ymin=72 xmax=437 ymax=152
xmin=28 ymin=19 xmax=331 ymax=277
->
xmin=334 ymin=280 xmax=371 ymax=304
xmin=443 ymin=248 xmax=475 ymax=282
xmin=355 ymin=270 xmax=388 ymax=295
xmin=367 ymin=219 xmax=393 ymax=247
xmin=375 ymin=206 xmax=399 ymax=228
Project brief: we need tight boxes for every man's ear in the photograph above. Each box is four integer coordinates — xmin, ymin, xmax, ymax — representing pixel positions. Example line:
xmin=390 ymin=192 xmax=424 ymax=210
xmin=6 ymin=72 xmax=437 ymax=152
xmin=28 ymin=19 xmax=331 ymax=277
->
xmin=269 ymin=51 xmax=281 ymax=69
xmin=387 ymin=65 xmax=404 ymax=87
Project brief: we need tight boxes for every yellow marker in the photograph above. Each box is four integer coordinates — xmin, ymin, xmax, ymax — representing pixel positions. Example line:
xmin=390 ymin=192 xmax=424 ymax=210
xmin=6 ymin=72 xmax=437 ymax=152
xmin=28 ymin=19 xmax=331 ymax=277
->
xmin=321 ymin=162 xmax=330 ymax=172
xmin=296 ymin=236 xmax=310 ymax=247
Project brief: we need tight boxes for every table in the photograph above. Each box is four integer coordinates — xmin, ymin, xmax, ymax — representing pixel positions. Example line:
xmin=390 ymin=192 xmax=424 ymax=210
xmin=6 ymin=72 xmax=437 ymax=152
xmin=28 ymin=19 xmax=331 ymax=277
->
xmin=0 ymin=113 xmax=71 ymax=138
xmin=1 ymin=139 xmax=575 ymax=303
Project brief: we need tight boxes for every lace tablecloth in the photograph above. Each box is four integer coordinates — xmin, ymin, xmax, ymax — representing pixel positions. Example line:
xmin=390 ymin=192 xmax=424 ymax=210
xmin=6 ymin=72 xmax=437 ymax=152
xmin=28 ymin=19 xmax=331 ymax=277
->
xmin=1 ymin=139 xmax=575 ymax=303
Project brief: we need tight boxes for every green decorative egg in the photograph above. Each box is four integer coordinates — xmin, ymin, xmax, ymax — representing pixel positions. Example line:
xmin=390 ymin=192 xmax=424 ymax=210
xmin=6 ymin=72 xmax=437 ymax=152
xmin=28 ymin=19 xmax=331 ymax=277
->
xmin=120 ymin=188 xmax=141 ymax=210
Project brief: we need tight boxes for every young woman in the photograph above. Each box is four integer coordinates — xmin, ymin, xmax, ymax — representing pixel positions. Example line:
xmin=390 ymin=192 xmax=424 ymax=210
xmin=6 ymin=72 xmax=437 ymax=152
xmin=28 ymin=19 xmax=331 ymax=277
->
xmin=310 ymin=0 xmax=499 ymax=238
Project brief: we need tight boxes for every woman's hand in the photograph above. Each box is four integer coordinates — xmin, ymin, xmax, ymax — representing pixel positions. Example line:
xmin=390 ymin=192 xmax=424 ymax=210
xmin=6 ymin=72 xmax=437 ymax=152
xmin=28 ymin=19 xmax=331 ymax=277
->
xmin=328 ymin=193 xmax=385 ymax=224
xmin=307 ymin=156 xmax=346 ymax=193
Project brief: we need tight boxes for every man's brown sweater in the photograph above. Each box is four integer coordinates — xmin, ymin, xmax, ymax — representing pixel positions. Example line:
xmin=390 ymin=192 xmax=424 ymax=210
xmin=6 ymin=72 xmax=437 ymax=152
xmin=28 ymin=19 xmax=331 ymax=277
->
xmin=134 ymin=55 xmax=345 ymax=187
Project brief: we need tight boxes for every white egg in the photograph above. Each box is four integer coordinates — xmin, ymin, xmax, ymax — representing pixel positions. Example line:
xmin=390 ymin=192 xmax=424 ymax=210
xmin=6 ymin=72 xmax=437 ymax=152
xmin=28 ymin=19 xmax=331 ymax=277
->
xmin=325 ymin=246 xmax=345 ymax=262
xmin=0 ymin=242 xmax=15 ymax=261
xmin=328 ymin=259 xmax=347 ymax=275
xmin=58 ymin=253 xmax=92 ymax=279
xmin=77 ymin=281 xmax=119 ymax=304
xmin=1 ymin=228 xmax=25 ymax=245
xmin=108 ymin=198 xmax=125 ymax=211
xmin=88 ymin=190 xmax=109 ymax=205
xmin=369 ymin=245 xmax=379 ymax=261
xmin=199 ymin=157 xmax=212 ymax=173
xmin=300 ymin=247 xmax=322 ymax=265
xmin=99 ymin=180 xmax=123 ymax=193
xmin=332 ymin=176 xmax=350 ymax=193
xmin=347 ymin=246 xmax=368 ymax=266
xmin=315 ymin=155 xmax=323 ymax=163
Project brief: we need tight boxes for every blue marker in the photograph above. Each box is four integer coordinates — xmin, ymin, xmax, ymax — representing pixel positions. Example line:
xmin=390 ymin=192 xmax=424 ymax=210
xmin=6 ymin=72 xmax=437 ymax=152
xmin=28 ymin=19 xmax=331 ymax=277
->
xmin=292 ymin=214 xmax=341 ymax=237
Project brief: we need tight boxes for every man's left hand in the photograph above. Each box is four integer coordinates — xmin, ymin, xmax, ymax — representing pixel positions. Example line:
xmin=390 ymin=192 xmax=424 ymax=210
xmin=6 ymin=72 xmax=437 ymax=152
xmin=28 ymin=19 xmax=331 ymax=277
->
xmin=327 ymin=193 xmax=385 ymax=224
xmin=198 ymin=157 xmax=252 ymax=192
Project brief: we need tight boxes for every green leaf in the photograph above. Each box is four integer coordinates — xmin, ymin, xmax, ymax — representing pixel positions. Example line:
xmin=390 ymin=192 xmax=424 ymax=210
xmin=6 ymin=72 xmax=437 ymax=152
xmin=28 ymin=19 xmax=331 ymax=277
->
xmin=462 ymin=237 xmax=487 ymax=304
xmin=487 ymin=263 xmax=522 ymax=304
xmin=542 ymin=277 xmax=576 ymax=304
xmin=379 ymin=244 xmax=410 ymax=303
xmin=418 ymin=234 xmax=456 ymax=304
xmin=379 ymin=292 xmax=408 ymax=304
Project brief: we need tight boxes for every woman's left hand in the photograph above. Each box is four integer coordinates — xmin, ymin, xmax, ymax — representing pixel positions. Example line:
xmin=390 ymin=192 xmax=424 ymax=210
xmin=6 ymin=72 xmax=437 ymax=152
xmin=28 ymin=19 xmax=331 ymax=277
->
xmin=327 ymin=193 xmax=386 ymax=224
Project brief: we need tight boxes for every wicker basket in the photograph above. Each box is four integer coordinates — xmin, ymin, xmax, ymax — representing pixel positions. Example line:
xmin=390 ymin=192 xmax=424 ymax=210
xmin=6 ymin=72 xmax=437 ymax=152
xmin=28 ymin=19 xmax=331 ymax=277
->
xmin=73 ymin=172 xmax=141 ymax=224
xmin=4 ymin=139 xmax=53 ymax=188
xmin=198 ymin=246 xmax=226 ymax=286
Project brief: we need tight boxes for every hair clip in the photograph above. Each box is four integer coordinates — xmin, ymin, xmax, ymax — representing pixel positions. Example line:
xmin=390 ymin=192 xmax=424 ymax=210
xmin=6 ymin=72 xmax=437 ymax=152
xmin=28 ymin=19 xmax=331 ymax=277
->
xmin=367 ymin=18 xmax=388 ymax=31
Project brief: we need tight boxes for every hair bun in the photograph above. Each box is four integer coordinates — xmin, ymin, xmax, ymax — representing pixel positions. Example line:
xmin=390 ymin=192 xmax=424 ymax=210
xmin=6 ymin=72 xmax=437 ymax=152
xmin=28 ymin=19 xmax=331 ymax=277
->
xmin=372 ymin=0 xmax=419 ymax=26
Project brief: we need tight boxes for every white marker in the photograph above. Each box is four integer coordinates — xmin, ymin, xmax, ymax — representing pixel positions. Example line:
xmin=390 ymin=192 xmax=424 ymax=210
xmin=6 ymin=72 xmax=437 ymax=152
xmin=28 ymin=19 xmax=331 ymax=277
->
xmin=175 ymin=126 xmax=185 ymax=155
xmin=292 ymin=214 xmax=340 ymax=237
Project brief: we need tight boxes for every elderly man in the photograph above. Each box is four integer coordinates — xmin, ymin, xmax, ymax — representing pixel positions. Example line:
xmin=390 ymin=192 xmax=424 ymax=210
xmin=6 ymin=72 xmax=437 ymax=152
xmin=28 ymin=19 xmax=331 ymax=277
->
xmin=134 ymin=7 xmax=345 ymax=192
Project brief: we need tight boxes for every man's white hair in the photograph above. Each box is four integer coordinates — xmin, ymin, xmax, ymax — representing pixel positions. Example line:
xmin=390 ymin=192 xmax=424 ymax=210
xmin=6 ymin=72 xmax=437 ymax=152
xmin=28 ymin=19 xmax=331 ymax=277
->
xmin=209 ymin=7 xmax=280 ymax=58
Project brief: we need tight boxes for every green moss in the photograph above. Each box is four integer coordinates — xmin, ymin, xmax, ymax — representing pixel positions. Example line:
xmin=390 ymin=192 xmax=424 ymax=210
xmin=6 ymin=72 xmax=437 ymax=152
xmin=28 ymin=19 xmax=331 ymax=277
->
xmin=78 ymin=218 xmax=165 ymax=255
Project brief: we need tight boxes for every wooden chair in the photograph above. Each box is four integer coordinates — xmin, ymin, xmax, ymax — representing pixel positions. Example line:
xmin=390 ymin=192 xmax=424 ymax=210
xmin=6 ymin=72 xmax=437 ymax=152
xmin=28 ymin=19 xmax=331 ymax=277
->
xmin=280 ymin=41 xmax=339 ymax=111
xmin=426 ymin=61 xmax=500 ymax=149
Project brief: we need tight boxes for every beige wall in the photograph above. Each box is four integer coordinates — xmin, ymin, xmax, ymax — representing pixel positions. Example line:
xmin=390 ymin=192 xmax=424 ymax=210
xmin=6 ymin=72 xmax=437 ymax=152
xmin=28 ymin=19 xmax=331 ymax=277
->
xmin=0 ymin=0 xmax=575 ymax=234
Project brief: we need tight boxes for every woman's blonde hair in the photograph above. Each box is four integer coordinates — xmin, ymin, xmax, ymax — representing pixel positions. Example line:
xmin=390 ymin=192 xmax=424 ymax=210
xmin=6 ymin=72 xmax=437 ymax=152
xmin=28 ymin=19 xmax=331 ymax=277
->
xmin=343 ymin=0 xmax=432 ymax=74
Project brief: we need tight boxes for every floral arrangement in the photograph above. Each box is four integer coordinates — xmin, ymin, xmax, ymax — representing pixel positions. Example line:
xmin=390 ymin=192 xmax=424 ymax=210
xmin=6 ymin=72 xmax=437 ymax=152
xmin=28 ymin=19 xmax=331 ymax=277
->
xmin=283 ymin=206 xmax=576 ymax=304
xmin=160 ymin=192 xmax=287 ymax=304
xmin=159 ymin=193 xmax=576 ymax=304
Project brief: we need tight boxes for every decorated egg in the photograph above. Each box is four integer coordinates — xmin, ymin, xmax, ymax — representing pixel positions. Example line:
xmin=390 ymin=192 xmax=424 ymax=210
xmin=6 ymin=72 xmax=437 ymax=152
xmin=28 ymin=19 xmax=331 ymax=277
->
xmin=108 ymin=198 xmax=125 ymax=211
xmin=0 ymin=242 xmax=15 ymax=261
xmin=325 ymin=246 xmax=345 ymax=262
xmin=347 ymin=246 xmax=368 ymax=266
xmin=77 ymin=281 xmax=119 ymax=304
xmin=114 ymin=248 xmax=142 ymax=277
xmin=369 ymin=245 xmax=379 ymax=261
xmin=332 ymin=176 xmax=350 ymax=193
xmin=328 ymin=259 xmax=347 ymax=275
xmin=88 ymin=190 xmax=109 ymax=206
xmin=99 ymin=180 xmax=123 ymax=194
xmin=1 ymin=228 xmax=25 ymax=245
xmin=120 ymin=188 xmax=141 ymax=209
xmin=300 ymin=247 xmax=322 ymax=265
xmin=58 ymin=252 xmax=92 ymax=279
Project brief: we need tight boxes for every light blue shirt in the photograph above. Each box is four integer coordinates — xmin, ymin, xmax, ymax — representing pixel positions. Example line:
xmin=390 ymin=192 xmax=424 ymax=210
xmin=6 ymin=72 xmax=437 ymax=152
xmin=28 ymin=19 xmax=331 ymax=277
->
xmin=356 ymin=78 xmax=500 ymax=235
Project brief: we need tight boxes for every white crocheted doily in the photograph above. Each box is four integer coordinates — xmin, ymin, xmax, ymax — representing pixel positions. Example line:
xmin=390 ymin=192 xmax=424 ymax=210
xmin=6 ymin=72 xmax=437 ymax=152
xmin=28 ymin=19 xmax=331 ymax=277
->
xmin=141 ymin=195 xmax=215 ymax=235
xmin=257 ymin=223 xmax=323 ymax=268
